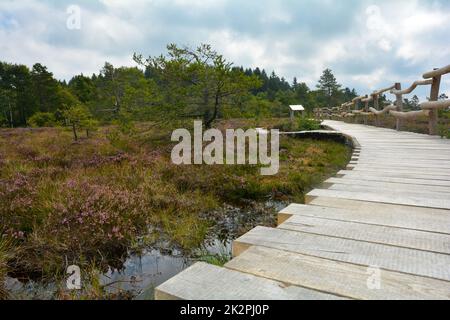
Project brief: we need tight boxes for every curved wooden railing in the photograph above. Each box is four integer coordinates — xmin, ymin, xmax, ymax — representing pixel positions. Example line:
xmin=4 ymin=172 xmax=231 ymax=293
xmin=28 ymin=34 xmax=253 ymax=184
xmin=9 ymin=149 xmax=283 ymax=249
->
xmin=315 ymin=64 xmax=450 ymax=135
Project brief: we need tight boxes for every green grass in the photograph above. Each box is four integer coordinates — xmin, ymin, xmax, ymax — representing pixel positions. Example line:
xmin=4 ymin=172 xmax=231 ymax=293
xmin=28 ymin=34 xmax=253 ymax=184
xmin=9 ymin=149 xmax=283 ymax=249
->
xmin=0 ymin=238 xmax=16 ymax=299
xmin=275 ymin=117 xmax=322 ymax=132
xmin=0 ymin=119 xmax=351 ymax=298
xmin=195 ymin=249 xmax=232 ymax=267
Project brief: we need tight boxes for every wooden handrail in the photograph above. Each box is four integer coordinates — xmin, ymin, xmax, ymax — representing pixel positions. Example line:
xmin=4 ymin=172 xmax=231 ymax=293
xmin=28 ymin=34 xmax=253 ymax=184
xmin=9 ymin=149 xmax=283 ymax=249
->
xmin=352 ymin=96 xmax=366 ymax=102
xmin=372 ymin=85 xmax=395 ymax=96
xmin=390 ymin=79 xmax=433 ymax=95
xmin=328 ymin=64 xmax=449 ymax=135
xmin=390 ymin=110 xmax=429 ymax=120
xmin=420 ymin=99 xmax=450 ymax=110
xmin=369 ymin=105 xmax=397 ymax=115
xmin=423 ymin=65 xmax=450 ymax=79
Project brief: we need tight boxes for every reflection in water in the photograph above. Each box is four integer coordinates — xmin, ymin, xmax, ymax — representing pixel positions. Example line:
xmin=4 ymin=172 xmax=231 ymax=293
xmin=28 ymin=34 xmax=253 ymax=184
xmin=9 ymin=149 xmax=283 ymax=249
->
xmin=102 ymin=249 xmax=191 ymax=299
xmin=6 ymin=201 xmax=282 ymax=299
xmin=103 ymin=239 xmax=231 ymax=299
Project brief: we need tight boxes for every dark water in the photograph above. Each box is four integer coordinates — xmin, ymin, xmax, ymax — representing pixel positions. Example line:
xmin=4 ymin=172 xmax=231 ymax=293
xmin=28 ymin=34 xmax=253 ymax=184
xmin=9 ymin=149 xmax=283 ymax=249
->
xmin=5 ymin=201 xmax=285 ymax=300
xmin=103 ymin=239 xmax=232 ymax=300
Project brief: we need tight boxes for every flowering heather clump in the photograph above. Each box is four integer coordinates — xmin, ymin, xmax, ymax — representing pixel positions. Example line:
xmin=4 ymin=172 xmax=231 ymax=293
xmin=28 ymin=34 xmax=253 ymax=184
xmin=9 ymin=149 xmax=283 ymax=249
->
xmin=50 ymin=180 xmax=148 ymax=244
xmin=15 ymin=146 xmax=40 ymax=160
xmin=0 ymin=173 xmax=40 ymax=237
xmin=77 ymin=152 xmax=133 ymax=169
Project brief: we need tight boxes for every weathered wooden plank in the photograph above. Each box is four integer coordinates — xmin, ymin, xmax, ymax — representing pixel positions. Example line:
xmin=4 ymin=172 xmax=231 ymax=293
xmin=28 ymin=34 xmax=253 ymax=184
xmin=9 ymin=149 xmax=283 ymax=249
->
xmin=226 ymin=246 xmax=450 ymax=300
xmin=155 ymin=262 xmax=344 ymax=300
xmin=354 ymin=153 xmax=450 ymax=159
xmin=343 ymin=167 xmax=450 ymax=177
xmin=346 ymin=166 xmax=450 ymax=175
xmin=357 ymin=148 xmax=450 ymax=152
xmin=233 ymin=226 xmax=450 ymax=281
xmin=355 ymin=156 xmax=450 ymax=162
xmin=279 ymin=203 xmax=450 ymax=234
xmin=359 ymin=146 xmax=448 ymax=150
xmin=338 ymin=170 xmax=450 ymax=181
xmin=324 ymin=177 xmax=450 ymax=194
xmin=350 ymin=164 xmax=450 ymax=171
xmin=326 ymin=184 xmax=450 ymax=201
xmin=279 ymin=215 xmax=450 ymax=254
xmin=332 ymin=174 xmax=450 ymax=187
xmin=355 ymin=160 xmax=450 ymax=165
xmin=306 ymin=188 xmax=450 ymax=209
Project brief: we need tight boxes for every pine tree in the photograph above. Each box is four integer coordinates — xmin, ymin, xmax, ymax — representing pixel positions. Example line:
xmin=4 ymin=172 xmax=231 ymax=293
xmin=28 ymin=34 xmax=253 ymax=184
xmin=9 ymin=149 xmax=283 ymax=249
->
xmin=410 ymin=95 xmax=420 ymax=110
xmin=30 ymin=63 xmax=60 ymax=113
xmin=316 ymin=69 xmax=342 ymax=108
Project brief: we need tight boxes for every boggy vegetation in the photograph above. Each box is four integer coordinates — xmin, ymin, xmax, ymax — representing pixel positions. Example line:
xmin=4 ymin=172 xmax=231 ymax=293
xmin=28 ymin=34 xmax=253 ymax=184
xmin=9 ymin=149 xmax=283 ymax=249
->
xmin=0 ymin=119 xmax=351 ymax=298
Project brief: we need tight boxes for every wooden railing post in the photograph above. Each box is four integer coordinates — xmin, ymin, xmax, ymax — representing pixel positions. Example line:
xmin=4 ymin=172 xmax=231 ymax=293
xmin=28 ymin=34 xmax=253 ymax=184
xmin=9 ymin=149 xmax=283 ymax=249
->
xmin=429 ymin=72 xmax=441 ymax=136
xmin=340 ymin=65 xmax=449 ymax=131
xmin=365 ymin=96 xmax=371 ymax=125
xmin=394 ymin=83 xmax=403 ymax=131
xmin=373 ymin=94 xmax=380 ymax=126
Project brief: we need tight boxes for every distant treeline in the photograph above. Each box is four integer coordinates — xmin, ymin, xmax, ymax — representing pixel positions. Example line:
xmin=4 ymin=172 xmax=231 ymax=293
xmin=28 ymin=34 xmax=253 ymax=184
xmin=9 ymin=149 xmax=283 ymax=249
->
xmin=1 ymin=43 xmax=366 ymax=128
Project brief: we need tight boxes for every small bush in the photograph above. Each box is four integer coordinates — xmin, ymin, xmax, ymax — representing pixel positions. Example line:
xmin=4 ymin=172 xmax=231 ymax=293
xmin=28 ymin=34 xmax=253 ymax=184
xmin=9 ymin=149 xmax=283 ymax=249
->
xmin=297 ymin=117 xmax=321 ymax=131
xmin=275 ymin=117 xmax=321 ymax=132
xmin=28 ymin=112 xmax=56 ymax=128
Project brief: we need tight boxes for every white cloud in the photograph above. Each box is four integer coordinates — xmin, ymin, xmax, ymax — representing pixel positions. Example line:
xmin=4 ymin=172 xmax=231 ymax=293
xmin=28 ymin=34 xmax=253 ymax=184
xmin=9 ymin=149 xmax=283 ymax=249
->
xmin=351 ymin=68 xmax=387 ymax=90
xmin=0 ymin=0 xmax=449 ymax=100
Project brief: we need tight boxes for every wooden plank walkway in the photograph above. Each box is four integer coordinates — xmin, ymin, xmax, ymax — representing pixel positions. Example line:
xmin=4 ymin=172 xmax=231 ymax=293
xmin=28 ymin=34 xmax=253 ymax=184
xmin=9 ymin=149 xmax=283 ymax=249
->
xmin=155 ymin=121 xmax=450 ymax=300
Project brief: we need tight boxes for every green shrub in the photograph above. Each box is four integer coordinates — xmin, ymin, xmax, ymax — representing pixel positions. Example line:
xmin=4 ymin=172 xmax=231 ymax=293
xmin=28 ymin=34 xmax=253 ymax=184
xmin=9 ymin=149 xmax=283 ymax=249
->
xmin=196 ymin=251 xmax=231 ymax=266
xmin=28 ymin=112 xmax=56 ymax=127
xmin=437 ymin=121 xmax=450 ymax=139
xmin=297 ymin=117 xmax=321 ymax=131
xmin=275 ymin=117 xmax=321 ymax=132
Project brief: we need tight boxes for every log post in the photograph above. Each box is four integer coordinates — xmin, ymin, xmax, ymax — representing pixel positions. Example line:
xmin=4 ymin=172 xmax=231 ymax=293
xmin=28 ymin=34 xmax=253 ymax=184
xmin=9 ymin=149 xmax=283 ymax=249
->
xmin=363 ymin=97 xmax=369 ymax=125
xmin=428 ymin=72 xmax=441 ymax=136
xmin=394 ymin=83 xmax=403 ymax=131
xmin=354 ymin=100 xmax=359 ymax=124
xmin=373 ymin=94 xmax=379 ymax=126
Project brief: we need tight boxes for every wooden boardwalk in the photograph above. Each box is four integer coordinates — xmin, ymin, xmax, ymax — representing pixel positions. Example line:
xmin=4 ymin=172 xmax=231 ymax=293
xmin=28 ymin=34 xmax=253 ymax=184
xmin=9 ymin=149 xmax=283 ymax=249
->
xmin=155 ymin=121 xmax=450 ymax=300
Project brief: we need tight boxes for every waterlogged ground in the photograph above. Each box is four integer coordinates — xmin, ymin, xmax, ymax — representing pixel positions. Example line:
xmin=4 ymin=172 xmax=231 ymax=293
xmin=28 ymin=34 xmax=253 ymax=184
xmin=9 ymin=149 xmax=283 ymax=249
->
xmin=0 ymin=121 xmax=351 ymax=299
xmin=5 ymin=201 xmax=285 ymax=299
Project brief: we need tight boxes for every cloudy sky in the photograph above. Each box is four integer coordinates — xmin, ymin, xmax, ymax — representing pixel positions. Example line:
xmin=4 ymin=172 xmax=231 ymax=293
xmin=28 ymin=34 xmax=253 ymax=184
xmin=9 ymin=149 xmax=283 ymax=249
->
xmin=1 ymin=0 xmax=449 ymax=98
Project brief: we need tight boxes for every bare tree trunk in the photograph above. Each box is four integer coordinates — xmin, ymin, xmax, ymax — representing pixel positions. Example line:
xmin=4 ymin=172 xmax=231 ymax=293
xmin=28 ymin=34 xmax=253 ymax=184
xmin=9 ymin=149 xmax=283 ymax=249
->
xmin=201 ymin=88 xmax=210 ymax=126
xmin=72 ymin=124 xmax=78 ymax=141
xmin=9 ymin=103 xmax=13 ymax=128
xmin=205 ymin=91 xmax=220 ymax=129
